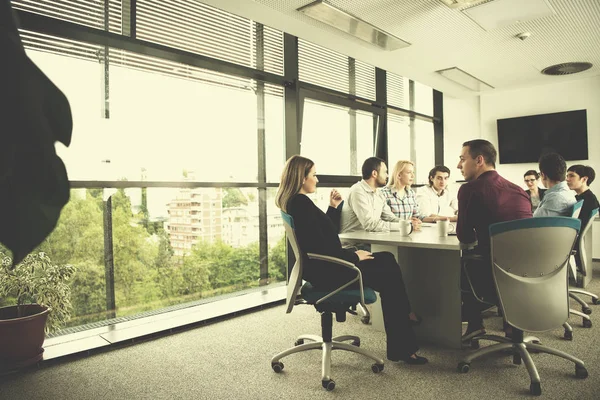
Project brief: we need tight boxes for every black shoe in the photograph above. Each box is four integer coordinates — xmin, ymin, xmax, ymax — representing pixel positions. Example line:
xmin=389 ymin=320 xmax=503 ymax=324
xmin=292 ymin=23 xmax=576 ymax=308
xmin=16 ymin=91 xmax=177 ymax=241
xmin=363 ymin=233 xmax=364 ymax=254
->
xmin=409 ymin=314 xmax=423 ymax=326
xmin=388 ymin=354 xmax=429 ymax=365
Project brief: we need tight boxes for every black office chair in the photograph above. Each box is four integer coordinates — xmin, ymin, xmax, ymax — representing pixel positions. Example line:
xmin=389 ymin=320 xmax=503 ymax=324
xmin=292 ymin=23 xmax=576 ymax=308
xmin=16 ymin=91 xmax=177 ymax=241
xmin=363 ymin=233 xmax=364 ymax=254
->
xmin=270 ymin=212 xmax=384 ymax=391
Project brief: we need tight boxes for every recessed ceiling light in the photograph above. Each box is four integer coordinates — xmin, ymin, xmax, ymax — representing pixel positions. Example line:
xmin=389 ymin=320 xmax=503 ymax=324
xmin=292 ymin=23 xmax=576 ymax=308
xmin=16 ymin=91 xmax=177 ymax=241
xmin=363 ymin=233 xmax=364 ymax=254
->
xmin=297 ymin=0 xmax=410 ymax=51
xmin=436 ymin=67 xmax=494 ymax=91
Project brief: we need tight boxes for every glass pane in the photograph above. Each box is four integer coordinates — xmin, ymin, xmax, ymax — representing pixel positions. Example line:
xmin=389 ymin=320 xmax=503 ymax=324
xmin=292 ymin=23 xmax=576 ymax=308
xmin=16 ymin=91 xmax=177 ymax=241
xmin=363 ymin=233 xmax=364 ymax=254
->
xmin=413 ymin=81 xmax=434 ymax=117
xmin=301 ymin=98 xmax=375 ymax=175
xmin=108 ymin=54 xmax=259 ymax=182
xmin=0 ymin=189 xmax=108 ymax=330
xmin=25 ymin=50 xmax=107 ymax=181
xmin=109 ymin=186 xmax=265 ymax=319
xmin=414 ymin=120 xmax=435 ymax=184
xmin=265 ymin=92 xmax=286 ymax=183
xmin=267 ymin=188 xmax=286 ymax=283
xmin=387 ymin=113 xmax=411 ymax=166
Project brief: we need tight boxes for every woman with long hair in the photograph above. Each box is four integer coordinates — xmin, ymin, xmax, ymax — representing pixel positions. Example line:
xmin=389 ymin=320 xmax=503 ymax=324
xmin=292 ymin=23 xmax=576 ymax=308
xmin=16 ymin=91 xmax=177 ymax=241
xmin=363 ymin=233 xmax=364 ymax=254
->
xmin=381 ymin=160 xmax=429 ymax=229
xmin=275 ymin=155 xmax=427 ymax=364
xmin=523 ymin=170 xmax=546 ymax=213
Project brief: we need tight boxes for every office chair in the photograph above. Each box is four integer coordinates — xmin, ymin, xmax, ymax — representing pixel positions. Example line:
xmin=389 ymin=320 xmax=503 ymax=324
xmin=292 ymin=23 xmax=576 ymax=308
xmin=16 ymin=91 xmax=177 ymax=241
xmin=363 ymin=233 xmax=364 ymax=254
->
xmin=571 ymin=199 xmax=584 ymax=219
xmin=271 ymin=212 xmax=384 ymax=391
xmin=568 ymin=208 xmax=599 ymax=325
xmin=458 ymin=217 xmax=588 ymax=396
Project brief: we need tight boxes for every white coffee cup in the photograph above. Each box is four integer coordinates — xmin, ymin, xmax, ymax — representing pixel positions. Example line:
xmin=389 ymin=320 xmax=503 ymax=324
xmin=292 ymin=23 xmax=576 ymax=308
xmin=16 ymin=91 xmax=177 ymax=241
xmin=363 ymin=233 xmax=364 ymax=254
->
xmin=399 ymin=220 xmax=413 ymax=236
xmin=437 ymin=219 xmax=455 ymax=237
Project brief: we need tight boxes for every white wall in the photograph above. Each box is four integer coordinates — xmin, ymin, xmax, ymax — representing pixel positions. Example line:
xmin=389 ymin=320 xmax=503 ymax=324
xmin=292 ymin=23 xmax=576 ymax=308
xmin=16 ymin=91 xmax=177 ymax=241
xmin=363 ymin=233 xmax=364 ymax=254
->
xmin=479 ymin=76 xmax=600 ymax=186
xmin=443 ymin=95 xmax=481 ymax=176
xmin=478 ymin=75 xmax=600 ymax=258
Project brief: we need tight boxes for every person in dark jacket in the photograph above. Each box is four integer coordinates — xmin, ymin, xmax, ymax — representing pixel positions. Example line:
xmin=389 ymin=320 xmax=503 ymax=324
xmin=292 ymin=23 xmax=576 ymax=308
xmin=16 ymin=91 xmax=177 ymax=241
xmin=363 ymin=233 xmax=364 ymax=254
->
xmin=523 ymin=170 xmax=546 ymax=213
xmin=275 ymin=155 xmax=427 ymax=365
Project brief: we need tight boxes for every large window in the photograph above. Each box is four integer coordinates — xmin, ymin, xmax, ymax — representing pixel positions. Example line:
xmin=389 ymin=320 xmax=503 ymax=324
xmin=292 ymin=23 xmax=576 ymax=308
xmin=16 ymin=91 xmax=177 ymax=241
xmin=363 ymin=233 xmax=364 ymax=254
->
xmin=10 ymin=1 xmax=440 ymax=337
xmin=300 ymin=98 xmax=377 ymax=175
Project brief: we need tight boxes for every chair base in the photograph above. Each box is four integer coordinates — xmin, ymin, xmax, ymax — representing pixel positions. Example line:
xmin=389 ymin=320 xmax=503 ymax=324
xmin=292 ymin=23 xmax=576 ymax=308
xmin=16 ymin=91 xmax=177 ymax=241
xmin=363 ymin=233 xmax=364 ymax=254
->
xmin=459 ymin=334 xmax=587 ymax=396
xmin=271 ymin=333 xmax=384 ymax=390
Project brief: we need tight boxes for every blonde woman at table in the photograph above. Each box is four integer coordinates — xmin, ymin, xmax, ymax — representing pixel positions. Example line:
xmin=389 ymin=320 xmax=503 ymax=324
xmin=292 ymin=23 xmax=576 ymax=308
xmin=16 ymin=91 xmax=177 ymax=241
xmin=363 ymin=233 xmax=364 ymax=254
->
xmin=381 ymin=160 xmax=434 ymax=230
xmin=275 ymin=155 xmax=427 ymax=365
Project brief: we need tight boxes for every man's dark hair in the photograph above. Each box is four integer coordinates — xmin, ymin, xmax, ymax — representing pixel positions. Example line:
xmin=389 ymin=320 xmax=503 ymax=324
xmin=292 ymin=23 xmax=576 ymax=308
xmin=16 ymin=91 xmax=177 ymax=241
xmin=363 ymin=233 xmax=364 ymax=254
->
xmin=524 ymin=170 xmax=540 ymax=179
xmin=428 ymin=165 xmax=451 ymax=186
xmin=462 ymin=139 xmax=496 ymax=168
xmin=538 ymin=153 xmax=567 ymax=182
xmin=361 ymin=157 xmax=385 ymax=180
xmin=568 ymin=164 xmax=596 ymax=186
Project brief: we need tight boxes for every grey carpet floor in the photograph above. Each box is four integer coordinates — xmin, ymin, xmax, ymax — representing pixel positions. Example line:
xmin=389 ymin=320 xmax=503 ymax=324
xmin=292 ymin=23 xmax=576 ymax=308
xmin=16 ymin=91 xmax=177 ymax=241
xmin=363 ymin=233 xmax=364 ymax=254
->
xmin=2 ymin=268 xmax=600 ymax=399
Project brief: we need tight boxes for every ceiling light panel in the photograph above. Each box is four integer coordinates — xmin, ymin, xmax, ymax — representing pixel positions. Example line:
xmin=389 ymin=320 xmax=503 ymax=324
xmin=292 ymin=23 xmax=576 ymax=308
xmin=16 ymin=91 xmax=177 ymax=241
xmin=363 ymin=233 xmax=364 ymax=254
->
xmin=436 ymin=67 xmax=494 ymax=91
xmin=464 ymin=0 xmax=556 ymax=31
xmin=297 ymin=0 xmax=410 ymax=51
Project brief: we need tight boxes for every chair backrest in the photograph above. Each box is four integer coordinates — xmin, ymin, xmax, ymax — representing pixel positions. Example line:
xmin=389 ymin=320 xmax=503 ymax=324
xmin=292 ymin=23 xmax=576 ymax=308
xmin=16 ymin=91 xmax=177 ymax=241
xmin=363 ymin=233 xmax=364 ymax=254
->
xmin=578 ymin=207 xmax=599 ymax=276
xmin=281 ymin=211 xmax=304 ymax=314
xmin=489 ymin=217 xmax=581 ymax=332
xmin=571 ymin=200 xmax=584 ymax=218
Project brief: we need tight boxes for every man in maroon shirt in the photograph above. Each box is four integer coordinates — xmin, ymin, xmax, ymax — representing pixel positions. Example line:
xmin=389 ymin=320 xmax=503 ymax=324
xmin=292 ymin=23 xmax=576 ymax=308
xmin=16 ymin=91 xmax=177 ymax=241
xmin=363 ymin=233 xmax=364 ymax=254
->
xmin=456 ymin=139 xmax=532 ymax=341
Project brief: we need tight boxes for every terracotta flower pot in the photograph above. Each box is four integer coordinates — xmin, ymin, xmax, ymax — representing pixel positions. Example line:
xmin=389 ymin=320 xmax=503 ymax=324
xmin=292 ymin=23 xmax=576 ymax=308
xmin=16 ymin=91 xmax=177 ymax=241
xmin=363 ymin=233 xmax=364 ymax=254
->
xmin=0 ymin=304 xmax=50 ymax=371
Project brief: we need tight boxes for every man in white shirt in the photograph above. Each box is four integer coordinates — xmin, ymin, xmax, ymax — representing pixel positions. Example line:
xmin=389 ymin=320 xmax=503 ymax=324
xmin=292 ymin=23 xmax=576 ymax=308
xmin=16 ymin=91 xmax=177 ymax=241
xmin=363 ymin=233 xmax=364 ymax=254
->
xmin=340 ymin=157 xmax=401 ymax=233
xmin=416 ymin=165 xmax=459 ymax=222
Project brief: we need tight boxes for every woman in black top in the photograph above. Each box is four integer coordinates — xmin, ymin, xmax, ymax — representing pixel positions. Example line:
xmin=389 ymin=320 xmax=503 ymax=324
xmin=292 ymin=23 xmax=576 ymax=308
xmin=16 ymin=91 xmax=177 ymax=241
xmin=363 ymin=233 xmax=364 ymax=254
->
xmin=275 ymin=155 xmax=427 ymax=364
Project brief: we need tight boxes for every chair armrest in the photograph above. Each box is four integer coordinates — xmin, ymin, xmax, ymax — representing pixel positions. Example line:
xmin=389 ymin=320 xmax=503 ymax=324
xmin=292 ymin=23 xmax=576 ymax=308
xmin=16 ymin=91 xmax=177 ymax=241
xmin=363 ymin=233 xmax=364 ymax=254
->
xmin=305 ymin=253 xmax=370 ymax=321
xmin=306 ymin=253 xmax=356 ymax=269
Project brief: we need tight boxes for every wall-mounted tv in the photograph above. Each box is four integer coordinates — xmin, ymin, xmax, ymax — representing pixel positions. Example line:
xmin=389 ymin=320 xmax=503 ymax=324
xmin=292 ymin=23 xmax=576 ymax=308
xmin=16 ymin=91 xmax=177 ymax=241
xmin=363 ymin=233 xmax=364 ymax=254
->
xmin=497 ymin=109 xmax=588 ymax=164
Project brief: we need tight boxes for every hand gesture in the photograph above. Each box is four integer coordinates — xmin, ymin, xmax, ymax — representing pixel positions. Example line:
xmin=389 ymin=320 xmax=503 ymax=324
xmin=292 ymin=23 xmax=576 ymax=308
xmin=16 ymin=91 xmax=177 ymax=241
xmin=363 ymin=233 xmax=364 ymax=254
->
xmin=355 ymin=250 xmax=374 ymax=261
xmin=411 ymin=217 xmax=422 ymax=231
xmin=330 ymin=189 xmax=343 ymax=208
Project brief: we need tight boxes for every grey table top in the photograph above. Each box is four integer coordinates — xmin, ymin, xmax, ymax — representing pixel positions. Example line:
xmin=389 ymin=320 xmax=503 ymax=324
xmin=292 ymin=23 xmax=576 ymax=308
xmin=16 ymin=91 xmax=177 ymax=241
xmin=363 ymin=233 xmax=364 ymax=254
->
xmin=339 ymin=223 xmax=462 ymax=251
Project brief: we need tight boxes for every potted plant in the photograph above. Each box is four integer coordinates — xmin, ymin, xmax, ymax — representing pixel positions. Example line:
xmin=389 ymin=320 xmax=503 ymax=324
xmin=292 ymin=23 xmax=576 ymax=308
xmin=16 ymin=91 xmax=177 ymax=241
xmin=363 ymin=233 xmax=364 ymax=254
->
xmin=0 ymin=250 xmax=75 ymax=371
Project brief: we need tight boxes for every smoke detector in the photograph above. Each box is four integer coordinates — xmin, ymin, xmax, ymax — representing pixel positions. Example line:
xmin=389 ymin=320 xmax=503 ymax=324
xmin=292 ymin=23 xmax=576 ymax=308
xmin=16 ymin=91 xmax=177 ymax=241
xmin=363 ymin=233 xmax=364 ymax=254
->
xmin=541 ymin=62 xmax=593 ymax=76
xmin=438 ymin=0 xmax=490 ymax=9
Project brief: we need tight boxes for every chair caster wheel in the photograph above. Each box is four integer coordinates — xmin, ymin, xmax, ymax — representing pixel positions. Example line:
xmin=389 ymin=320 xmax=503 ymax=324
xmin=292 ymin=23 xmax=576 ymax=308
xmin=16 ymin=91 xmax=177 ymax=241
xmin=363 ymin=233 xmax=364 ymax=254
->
xmin=371 ymin=363 xmax=384 ymax=373
xmin=582 ymin=319 xmax=592 ymax=328
xmin=294 ymin=339 xmax=304 ymax=346
xmin=470 ymin=340 xmax=480 ymax=349
xmin=592 ymin=297 xmax=599 ymax=305
xmin=513 ymin=353 xmax=521 ymax=365
xmin=351 ymin=339 xmax=360 ymax=347
xmin=530 ymin=382 xmax=541 ymax=396
xmin=563 ymin=330 xmax=573 ymax=340
xmin=457 ymin=362 xmax=470 ymax=373
xmin=361 ymin=316 xmax=370 ymax=324
xmin=583 ymin=307 xmax=592 ymax=315
xmin=322 ymin=379 xmax=335 ymax=391
xmin=575 ymin=365 xmax=588 ymax=379
xmin=271 ymin=361 xmax=284 ymax=373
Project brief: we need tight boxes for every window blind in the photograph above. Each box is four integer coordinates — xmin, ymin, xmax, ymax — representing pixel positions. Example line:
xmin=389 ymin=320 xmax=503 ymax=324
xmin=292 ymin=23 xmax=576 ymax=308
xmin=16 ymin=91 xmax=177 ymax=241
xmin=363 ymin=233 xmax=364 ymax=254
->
xmin=387 ymin=71 xmax=409 ymax=110
xmin=298 ymin=39 xmax=376 ymax=100
xmin=136 ymin=0 xmax=283 ymax=75
xmin=12 ymin=0 xmax=123 ymax=33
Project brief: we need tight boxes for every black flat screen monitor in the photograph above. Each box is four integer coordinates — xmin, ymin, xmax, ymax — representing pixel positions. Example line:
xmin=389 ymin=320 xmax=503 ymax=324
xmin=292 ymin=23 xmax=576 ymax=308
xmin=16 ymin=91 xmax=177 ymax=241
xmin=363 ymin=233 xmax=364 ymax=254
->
xmin=497 ymin=109 xmax=588 ymax=164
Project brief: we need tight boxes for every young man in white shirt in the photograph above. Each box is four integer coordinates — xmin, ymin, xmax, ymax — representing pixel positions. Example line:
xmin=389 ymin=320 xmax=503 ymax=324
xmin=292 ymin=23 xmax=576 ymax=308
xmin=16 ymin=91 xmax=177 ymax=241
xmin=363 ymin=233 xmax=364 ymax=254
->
xmin=416 ymin=165 xmax=459 ymax=222
xmin=340 ymin=157 xmax=402 ymax=233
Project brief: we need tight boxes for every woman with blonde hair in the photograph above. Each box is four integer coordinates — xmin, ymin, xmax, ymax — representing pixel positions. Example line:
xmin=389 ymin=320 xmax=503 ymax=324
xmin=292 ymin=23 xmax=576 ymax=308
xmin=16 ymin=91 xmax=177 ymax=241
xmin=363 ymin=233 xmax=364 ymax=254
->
xmin=381 ymin=160 xmax=432 ymax=229
xmin=275 ymin=155 xmax=427 ymax=365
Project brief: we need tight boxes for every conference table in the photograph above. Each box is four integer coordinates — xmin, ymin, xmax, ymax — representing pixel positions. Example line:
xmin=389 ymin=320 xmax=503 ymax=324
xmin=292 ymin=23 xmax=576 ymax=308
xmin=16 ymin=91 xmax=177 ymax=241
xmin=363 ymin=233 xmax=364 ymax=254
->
xmin=339 ymin=225 xmax=466 ymax=349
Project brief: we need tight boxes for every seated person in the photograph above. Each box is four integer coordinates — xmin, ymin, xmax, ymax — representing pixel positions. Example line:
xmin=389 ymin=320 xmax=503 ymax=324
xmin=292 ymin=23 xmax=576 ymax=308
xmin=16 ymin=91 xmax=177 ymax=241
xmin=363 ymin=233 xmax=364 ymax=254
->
xmin=533 ymin=153 xmax=576 ymax=217
xmin=275 ymin=155 xmax=427 ymax=364
xmin=340 ymin=157 xmax=402 ymax=233
xmin=380 ymin=160 xmax=427 ymax=230
xmin=567 ymin=164 xmax=599 ymax=230
xmin=456 ymin=140 xmax=532 ymax=341
xmin=523 ymin=169 xmax=546 ymax=213
xmin=416 ymin=165 xmax=459 ymax=222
